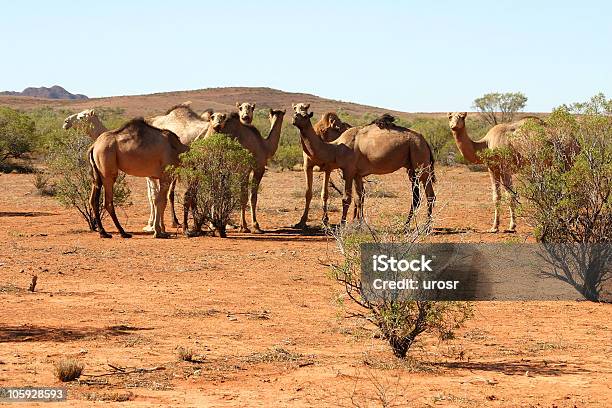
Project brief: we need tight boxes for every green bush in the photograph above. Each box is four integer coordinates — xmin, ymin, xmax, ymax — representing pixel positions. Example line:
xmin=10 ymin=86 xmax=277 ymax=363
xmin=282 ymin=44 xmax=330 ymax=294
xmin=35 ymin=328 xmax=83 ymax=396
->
xmin=409 ymin=118 xmax=456 ymax=165
xmin=0 ymin=107 xmax=35 ymax=170
xmin=46 ymin=131 xmax=131 ymax=231
xmin=271 ymin=144 xmax=303 ymax=170
xmin=173 ymin=134 xmax=254 ymax=237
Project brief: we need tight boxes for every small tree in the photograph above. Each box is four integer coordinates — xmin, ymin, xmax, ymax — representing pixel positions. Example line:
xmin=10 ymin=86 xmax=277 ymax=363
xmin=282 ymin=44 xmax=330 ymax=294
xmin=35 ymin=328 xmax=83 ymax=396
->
xmin=330 ymin=221 xmax=472 ymax=358
xmin=0 ymin=107 xmax=35 ymax=169
xmin=46 ymin=132 xmax=131 ymax=231
xmin=173 ymin=134 xmax=254 ymax=237
xmin=513 ymin=93 xmax=612 ymax=301
xmin=473 ymin=92 xmax=528 ymax=126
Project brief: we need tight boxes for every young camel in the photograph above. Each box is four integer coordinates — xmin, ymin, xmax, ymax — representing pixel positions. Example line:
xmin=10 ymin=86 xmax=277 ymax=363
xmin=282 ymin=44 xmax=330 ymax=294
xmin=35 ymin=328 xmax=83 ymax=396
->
xmin=63 ymin=109 xmax=106 ymax=140
xmin=292 ymin=109 xmax=436 ymax=227
xmin=89 ymin=118 xmax=188 ymax=238
xmin=146 ymin=103 xmax=212 ymax=230
xmin=206 ymin=109 xmax=285 ymax=233
xmin=292 ymin=103 xmax=353 ymax=228
xmin=448 ymin=112 xmax=529 ymax=232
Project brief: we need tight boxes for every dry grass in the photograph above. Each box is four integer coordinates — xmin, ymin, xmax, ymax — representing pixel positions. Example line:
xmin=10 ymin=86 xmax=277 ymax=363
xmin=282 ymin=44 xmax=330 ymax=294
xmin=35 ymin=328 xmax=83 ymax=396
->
xmin=177 ymin=346 xmax=195 ymax=362
xmin=54 ymin=359 xmax=84 ymax=382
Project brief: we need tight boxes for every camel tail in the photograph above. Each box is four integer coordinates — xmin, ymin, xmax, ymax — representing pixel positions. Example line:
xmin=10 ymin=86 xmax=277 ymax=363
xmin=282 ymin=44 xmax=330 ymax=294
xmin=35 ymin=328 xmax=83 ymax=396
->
xmin=428 ymin=143 xmax=436 ymax=184
xmin=88 ymin=145 xmax=101 ymax=185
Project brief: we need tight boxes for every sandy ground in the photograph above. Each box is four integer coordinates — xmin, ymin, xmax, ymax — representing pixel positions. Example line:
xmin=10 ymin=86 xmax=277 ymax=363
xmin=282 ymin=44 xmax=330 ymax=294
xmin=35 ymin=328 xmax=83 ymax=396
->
xmin=1 ymin=167 xmax=610 ymax=407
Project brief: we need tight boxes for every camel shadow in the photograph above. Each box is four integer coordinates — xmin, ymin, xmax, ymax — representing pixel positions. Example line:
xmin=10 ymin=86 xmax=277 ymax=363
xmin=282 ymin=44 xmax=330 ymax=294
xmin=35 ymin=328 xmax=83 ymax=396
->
xmin=0 ymin=324 xmax=154 ymax=343
xmin=430 ymin=227 xmax=475 ymax=235
xmin=432 ymin=359 xmax=590 ymax=376
xmin=228 ymin=226 xmax=329 ymax=242
xmin=0 ymin=211 xmax=54 ymax=217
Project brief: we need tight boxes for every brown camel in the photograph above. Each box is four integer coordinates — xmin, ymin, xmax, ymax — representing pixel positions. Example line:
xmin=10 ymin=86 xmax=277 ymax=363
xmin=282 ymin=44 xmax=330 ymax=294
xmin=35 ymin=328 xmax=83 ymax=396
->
xmin=63 ymin=109 xmax=106 ymax=140
xmin=236 ymin=102 xmax=255 ymax=124
xmin=89 ymin=118 xmax=188 ymax=239
xmin=448 ymin=112 xmax=536 ymax=232
xmin=292 ymin=103 xmax=353 ymax=228
xmin=146 ymin=103 xmax=212 ymax=230
xmin=205 ymin=109 xmax=285 ymax=233
xmin=292 ymin=108 xmax=436 ymax=227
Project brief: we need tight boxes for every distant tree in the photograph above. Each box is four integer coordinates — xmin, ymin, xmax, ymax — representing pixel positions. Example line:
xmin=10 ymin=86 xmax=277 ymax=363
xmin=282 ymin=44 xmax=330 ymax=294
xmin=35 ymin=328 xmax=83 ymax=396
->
xmin=472 ymin=92 xmax=528 ymax=126
xmin=0 ymin=107 xmax=35 ymax=166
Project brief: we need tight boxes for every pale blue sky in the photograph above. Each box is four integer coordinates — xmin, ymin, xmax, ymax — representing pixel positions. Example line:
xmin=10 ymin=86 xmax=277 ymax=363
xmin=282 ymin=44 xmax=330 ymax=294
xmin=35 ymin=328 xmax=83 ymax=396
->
xmin=1 ymin=1 xmax=610 ymax=112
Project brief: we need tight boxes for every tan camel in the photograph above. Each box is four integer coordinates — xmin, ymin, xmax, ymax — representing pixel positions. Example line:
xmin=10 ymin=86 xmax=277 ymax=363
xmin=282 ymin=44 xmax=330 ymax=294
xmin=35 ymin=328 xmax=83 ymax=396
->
xmin=448 ymin=112 xmax=535 ymax=232
xmin=292 ymin=108 xmax=436 ymax=226
xmin=236 ymin=102 xmax=255 ymax=124
xmin=146 ymin=103 xmax=212 ymax=230
xmin=292 ymin=103 xmax=353 ymax=228
xmin=63 ymin=109 xmax=106 ymax=140
xmin=89 ymin=118 xmax=188 ymax=239
xmin=206 ymin=109 xmax=285 ymax=233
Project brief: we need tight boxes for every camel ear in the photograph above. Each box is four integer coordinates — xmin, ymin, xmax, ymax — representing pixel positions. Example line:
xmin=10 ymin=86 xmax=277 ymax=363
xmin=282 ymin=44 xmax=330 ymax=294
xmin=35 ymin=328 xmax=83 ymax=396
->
xmin=281 ymin=109 xmax=286 ymax=114
xmin=460 ymin=112 xmax=467 ymax=118
xmin=308 ymin=112 xmax=314 ymax=118
xmin=305 ymin=103 xmax=310 ymax=110
xmin=291 ymin=103 xmax=296 ymax=109
xmin=235 ymin=102 xmax=240 ymax=108
xmin=252 ymin=103 xmax=256 ymax=109
xmin=447 ymin=112 xmax=453 ymax=119
xmin=269 ymin=109 xmax=274 ymax=115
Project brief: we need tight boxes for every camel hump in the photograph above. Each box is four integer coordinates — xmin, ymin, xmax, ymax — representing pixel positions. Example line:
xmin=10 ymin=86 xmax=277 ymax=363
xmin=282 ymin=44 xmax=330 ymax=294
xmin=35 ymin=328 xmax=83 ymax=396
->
xmin=111 ymin=117 xmax=151 ymax=133
xmin=369 ymin=114 xmax=408 ymax=131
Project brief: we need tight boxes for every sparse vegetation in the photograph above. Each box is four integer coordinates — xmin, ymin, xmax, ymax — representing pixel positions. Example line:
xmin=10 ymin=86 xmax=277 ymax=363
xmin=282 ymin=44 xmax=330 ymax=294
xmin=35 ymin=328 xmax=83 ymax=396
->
xmin=54 ymin=359 xmax=84 ymax=382
xmin=177 ymin=346 xmax=195 ymax=362
xmin=0 ymin=106 xmax=35 ymax=171
xmin=331 ymin=222 xmax=473 ymax=358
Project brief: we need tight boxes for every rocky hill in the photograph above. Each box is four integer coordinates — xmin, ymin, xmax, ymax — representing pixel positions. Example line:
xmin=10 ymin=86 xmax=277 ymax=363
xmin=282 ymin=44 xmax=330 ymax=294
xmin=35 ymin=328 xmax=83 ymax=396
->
xmin=0 ymin=85 xmax=88 ymax=100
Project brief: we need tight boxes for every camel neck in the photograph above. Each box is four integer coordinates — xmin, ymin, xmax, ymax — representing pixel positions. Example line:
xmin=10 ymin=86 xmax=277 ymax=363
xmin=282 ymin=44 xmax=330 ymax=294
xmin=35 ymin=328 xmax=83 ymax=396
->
xmin=299 ymin=122 xmax=335 ymax=163
xmin=451 ymin=127 xmax=483 ymax=164
xmin=264 ymin=115 xmax=284 ymax=158
xmin=87 ymin=117 xmax=107 ymax=140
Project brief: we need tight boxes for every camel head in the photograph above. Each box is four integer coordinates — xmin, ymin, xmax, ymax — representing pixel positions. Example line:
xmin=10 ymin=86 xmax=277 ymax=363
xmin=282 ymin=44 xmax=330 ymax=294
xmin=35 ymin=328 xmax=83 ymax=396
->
xmin=448 ymin=112 xmax=467 ymax=131
xmin=292 ymin=110 xmax=314 ymax=129
xmin=201 ymin=108 xmax=214 ymax=122
xmin=210 ymin=112 xmax=228 ymax=132
xmin=292 ymin=103 xmax=310 ymax=115
xmin=269 ymin=108 xmax=286 ymax=123
xmin=236 ymin=102 xmax=255 ymax=124
xmin=63 ymin=109 xmax=96 ymax=130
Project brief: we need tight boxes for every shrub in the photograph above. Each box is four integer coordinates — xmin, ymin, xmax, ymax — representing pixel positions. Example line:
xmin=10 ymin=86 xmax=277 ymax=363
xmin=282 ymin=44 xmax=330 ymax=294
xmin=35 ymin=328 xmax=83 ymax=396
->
xmin=0 ymin=107 xmax=35 ymax=170
xmin=32 ymin=171 xmax=56 ymax=196
xmin=173 ymin=134 xmax=254 ymax=237
xmin=46 ymin=132 xmax=131 ymax=231
xmin=409 ymin=118 xmax=456 ymax=165
xmin=54 ymin=359 xmax=83 ymax=382
xmin=330 ymin=222 xmax=473 ymax=358
xmin=511 ymin=94 xmax=612 ymax=301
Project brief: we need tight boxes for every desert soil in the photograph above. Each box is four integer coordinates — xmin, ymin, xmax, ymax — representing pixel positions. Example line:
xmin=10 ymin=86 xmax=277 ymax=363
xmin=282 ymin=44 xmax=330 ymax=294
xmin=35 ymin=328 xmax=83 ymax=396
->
xmin=1 ymin=167 xmax=610 ymax=407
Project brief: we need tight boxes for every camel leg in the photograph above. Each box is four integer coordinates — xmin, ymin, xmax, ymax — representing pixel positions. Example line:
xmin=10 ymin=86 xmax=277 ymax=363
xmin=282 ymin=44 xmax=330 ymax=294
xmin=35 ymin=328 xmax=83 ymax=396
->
xmin=421 ymin=169 xmax=436 ymax=232
xmin=340 ymin=172 xmax=354 ymax=225
xmin=405 ymin=169 xmax=420 ymax=229
xmin=321 ymin=169 xmax=331 ymax=226
xmin=250 ymin=167 xmax=265 ymax=234
xmin=153 ymin=178 xmax=171 ymax=239
xmin=489 ymin=171 xmax=501 ymax=233
xmin=90 ymin=172 xmax=110 ymax=238
xmin=102 ymin=177 xmax=131 ymax=239
xmin=502 ymin=172 xmax=517 ymax=232
xmin=294 ymin=159 xmax=313 ymax=229
xmin=168 ymin=178 xmax=180 ymax=228
xmin=143 ymin=178 xmax=156 ymax=232
xmin=239 ymin=176 xmax=250 ymax=233
xmin=353 ymin=176 xmax=365 ymax=223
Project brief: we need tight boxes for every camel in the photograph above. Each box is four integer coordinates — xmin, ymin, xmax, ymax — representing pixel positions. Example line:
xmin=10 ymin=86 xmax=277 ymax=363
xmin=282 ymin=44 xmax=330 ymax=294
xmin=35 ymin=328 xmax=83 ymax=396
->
xmin=448 ymin=112 xmax=535 ymax=232
xmin=206 ymin=108 xmax=285 ymax=233
xmin=63 ymin=109 xmax=106 ymax=140
xmin=292 ymin=107 xmax=436 ymax=227
xmin=236 ymin=102 xmax=255 ymax=124
xmin=291 ymin=103 xmax=353 ymax=228
xmin=146 ymin=103 xmax=213 ymax=230
xmin=88 ymin=118 xmax=188 ymax=239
